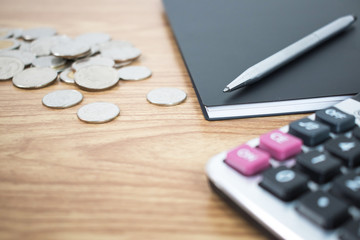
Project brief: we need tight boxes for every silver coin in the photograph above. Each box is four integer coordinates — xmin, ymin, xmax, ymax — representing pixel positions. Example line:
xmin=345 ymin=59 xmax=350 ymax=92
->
xmin=118 ymin=66 xmax=152 ymax=81
xmin=19 ymin=41 xmax=31 ymax=52
xmin=51 ymin=40 xmax=91 ymax=59
xmin=0 ymin=50 xmax=36 ymax=66
xmin=77 ymin=102 xmax=120 ymax=123
xmin=74 ymin=65 xmax=119 ymax=91
xmin=113 ymin=60 xmax=133 ymax=68
xmin=12 ymin=67 xmax=57 ymax=89
xmin=147 ymin=87 xmax=187 ymax=106
xmin=11 ymin=28 xmax=23 ymax=39
xmin=75 ymin=32 xmax=111 ymax=47
xmin=59 ymin=67 xmax=75 ymax=84
xmin=0 ymin=28 xmax=13 ymax=39
xmin=99 ymin=40 xmax=133 ymax=51
xmin=30 ymin=35 xmax=71 ymax=56
xmin=42 ymin=89 xmax=83 ymax=109
xmin=0 ymin=39 xmax=20 ymax=51
xmin=32 ymin=56 xmax=67 ymax=68
xmin=72 ymin=56 xmax=114 ymax=71
xmin=100 ymin=46 xmax=141 ymax=62
xmin=0 ymin=56 xmax=24 ymax=80
xmin=22 ymin=27 xmax=56 ymax=41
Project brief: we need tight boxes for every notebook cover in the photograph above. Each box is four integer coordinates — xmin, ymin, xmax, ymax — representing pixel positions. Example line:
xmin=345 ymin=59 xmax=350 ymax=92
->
xmin=162 ymin=0 xmax=360 ymax=120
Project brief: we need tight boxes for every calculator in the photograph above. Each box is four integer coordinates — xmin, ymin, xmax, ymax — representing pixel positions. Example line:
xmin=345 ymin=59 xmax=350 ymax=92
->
xmin=206 ymin=93 xmax=360 ymax=240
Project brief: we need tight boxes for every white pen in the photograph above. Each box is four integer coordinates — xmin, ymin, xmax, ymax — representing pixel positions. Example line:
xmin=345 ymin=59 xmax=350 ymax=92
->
xmin=223 ymin=15 xmax=357 ymax=93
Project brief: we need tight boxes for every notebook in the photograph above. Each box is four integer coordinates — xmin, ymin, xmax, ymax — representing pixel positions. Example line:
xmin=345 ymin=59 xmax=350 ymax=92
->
xmin=162 ymin=0 xmax=360 ymax=120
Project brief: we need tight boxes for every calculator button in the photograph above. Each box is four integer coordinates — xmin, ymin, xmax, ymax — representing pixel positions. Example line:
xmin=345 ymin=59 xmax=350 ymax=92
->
xmin=325 ymin=136 xmax=360 ymax=168
xmin=289 ymin=118 xmax=330 ymax=146
xmin=296 ymin=191 xmax=350 ymax=229
xmin=259 ymin=166 xmax=308 ymax=201
xmin=259 ymin=130 xmax=302 ymax=161
xmin=352 ymin=126 xmax=360 ymax=140
xmin=315 ymin=107 xmax=356 ymax=133
xmin=296 ymin=150 xmax=341 ymax=184
xmin=225 ymin=144 xmax=270 ymax=176
xmin=339 ymin=220 xmax=360 ymax=240
xmin=331 ymin=172 xmax=360 ymax=207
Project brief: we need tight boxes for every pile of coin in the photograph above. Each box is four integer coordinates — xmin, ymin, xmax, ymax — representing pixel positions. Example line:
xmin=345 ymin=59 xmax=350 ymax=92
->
xmin=0 ymin=27 xmax=187 ymax=123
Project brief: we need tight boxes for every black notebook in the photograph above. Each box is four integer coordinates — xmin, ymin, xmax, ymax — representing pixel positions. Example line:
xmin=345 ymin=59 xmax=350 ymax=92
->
xmin=163 ymin=0 xmax=360 ymax=120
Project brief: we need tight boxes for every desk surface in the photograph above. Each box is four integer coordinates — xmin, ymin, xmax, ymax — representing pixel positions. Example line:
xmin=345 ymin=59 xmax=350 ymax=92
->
xmin=0 ymin=0 xmax=305 ymax=239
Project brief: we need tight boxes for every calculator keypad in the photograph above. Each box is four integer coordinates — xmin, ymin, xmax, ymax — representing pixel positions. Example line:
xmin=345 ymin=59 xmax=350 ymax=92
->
xmin=222 ymin=106 xmax=360 ymax=236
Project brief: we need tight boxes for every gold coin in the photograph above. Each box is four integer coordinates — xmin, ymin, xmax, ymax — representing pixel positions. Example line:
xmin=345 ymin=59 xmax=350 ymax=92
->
xmin=0 ymin=39 xmax=20 ymax=51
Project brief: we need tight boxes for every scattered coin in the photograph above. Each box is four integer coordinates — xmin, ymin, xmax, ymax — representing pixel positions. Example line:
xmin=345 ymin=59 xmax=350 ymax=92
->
xmin=147 ymin=87 xmax=187 ymax=106
xmin=77 ymin=102 xmax=120 ymax=123
xmin=118 ymin=66 xmax=152 ymax=81
xmin=51 ymin=40 xmax=91 ymax=59
xmin=11 ymin=28 xmax=23 ymax=39
xmin=0 ymin=39 xmax=20 ymax=51
xmin=76 ymin=32 xmax=111 ymax=47
xmin=0 ymin=28 xmax=13 ymax=39
xmin=32 ymin=56 xmax=67 ymax=68
xmin=114 ymin=60 xmax=134 ymax=68
xmin=99 ymin=40 xmax=133 ymax=51
xmin=101 ymin=46 xmax=141 ymax=62
xmin=12 ymin=67 xmax=57 ymax=89
xmin=59 ymin=67 xmax=75 ymax=84
xmin=74 ymin=65 xmax=119 ymax=91
xmin=30 ymin=35 xmax=71 ymax=56
xmin=0 ymin=56 xmax=24 ymax=80
xmin=72 ymin=56 xmax=114 ymax=71
xmin=42 ymin=89 xmax=83 ymax=109
xmin=0 ymin=50 xmax=36 ymax=66
xmin=22 ymin=27 xmax=57 ymax=41
xmin=19 ymin=41 xmax=31 ymax=52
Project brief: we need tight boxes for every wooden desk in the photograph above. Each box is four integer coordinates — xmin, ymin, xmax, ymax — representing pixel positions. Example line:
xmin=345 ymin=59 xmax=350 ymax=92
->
xmin=0 ymin=0 xmax=305 ymax=239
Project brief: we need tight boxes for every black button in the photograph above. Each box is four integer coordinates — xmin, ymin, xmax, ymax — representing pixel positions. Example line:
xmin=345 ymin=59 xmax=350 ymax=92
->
xmin=325 ymin=136 xmax=360 ymax=168
xmin=331 ymin=172 xmax=360 ymax=208
xmin=259 ymin=166 xmax=308 ymax=201
xmin=352 ymin=126 xmax=360 ymax=140
xmin=289 ymin=118 xmax=330 ymax=146
xmin=296 ymin=191 xmax=350 ymax=229
xmin=316 ymin=107 xmax=356 ymax=133
xmin=296 ymin=150 xmax=342 ymax=184
xmin=339 ymin=219 xmax=360 ymax=240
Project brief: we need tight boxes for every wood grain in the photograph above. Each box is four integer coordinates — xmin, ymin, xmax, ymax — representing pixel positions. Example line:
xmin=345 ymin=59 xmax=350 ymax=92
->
xmin=0 ymin=0 xmax=306 ymax=239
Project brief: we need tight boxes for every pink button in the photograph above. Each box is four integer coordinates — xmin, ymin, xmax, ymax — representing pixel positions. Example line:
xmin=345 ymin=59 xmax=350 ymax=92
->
xmin=225 ymin=144 xmax=270 ymax=176
xmin=259 ymin=130 xmax=302 ymax=161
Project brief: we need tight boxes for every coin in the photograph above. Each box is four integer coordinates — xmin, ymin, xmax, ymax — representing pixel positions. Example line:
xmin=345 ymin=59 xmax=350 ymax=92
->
xmin=75 ymin=32 xmax=111 ymax=47
xmin=19 ymin=41 xmax=31 ymax=52
xmin=59 ymin=67 xmax=75 ymax=84
xmin=51 ymin=40 xmax=91 ymax=59
xmin=0 ymin=56 xmax=24 ymax=80
xmin=22 ymin=27 xmax=57 ymax=41
xmin=0 ymin=50 xmax=36 ymax=66
xmin=0 ymin=28 xmax=13 ymax=39
xmin=30 ymin=35 xmax=71 ymax=56
xmin=118 ymin=66 xmax=152 ymax=81
xmin=74 ymin=65 xmax=119 ymax=91
xmin=147 ymin=87 xmax=187 ymax=106
xmin=77 ymin=102 xmax=120 ymax=123
xmin=113 ymin=60 xmax=133 ymax=68
xmin=99 ymin=40 xmax=133 ymax=51
xmin=42 ymin=89 xmax=83 ymax=109
xmin=72 ymin=56 xmax=114 ymax=71
xmin=12 ymin=67 xmax=57 ymax=89
xmin=0 ymin=39 xmax=20 ymax=51
xmin=100 ymin=46 xmax=141 ymax=62
xmin=32 ymin=56 xmax=67 ymax=69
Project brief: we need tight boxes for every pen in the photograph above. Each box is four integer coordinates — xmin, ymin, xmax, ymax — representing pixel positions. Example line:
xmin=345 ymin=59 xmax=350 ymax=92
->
xmin=223 ymin=15 xmax=357 ymax=93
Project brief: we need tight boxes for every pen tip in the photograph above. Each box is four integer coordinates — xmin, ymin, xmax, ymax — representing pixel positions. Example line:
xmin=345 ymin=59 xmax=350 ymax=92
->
xmin=223 ymin=87 xmax=231 ymax=93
